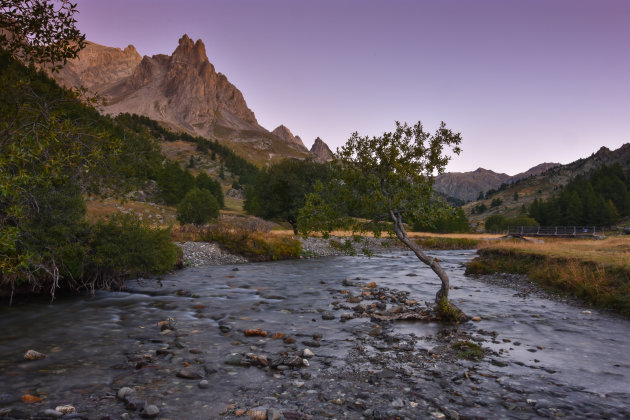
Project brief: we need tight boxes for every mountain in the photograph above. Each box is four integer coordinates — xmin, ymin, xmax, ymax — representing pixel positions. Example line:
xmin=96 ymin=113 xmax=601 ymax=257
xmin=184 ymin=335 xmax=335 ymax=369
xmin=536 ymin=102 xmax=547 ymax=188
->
xmin=310 ymin=137 xmax=334 ymax=162
xmin=434 ymin=168 xmax=510 ymax=202
xmin=271 ymin=125 xmax=308 ymax=150
xmin=51 ymin=35 xmax=311 ymax=164
xmin=434 ymin=163 xmax=559 ymax=202
xmin=463 ymin=143 xmax=630 ymax=226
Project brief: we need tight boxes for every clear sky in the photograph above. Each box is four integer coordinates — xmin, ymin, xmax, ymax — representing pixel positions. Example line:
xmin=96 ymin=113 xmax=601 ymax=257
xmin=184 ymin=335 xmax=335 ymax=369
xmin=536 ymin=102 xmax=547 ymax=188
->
xmin=73 ymin=0 xmax=629 ymax=175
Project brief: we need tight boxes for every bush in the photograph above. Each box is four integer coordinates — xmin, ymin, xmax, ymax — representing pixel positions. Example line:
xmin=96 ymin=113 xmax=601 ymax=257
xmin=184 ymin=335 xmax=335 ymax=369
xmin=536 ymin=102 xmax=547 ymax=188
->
xmin=87 ymin=213 xmax=180 ymax=286
xmin=177 ymin=188 xmax=220 ymax=225
xmin=195 ymin=172 xmax=224 ymax=208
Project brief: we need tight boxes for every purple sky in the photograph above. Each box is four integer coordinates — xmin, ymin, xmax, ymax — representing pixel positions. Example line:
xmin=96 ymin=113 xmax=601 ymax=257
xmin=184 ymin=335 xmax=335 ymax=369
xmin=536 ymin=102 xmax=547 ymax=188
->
xmin=74 ymin=0 xmax=629 ymax=175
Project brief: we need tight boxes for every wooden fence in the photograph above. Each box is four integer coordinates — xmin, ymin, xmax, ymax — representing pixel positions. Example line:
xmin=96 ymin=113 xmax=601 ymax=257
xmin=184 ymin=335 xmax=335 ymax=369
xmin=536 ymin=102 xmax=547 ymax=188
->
xmin=506 ymin=226 xmax=605 ymax=238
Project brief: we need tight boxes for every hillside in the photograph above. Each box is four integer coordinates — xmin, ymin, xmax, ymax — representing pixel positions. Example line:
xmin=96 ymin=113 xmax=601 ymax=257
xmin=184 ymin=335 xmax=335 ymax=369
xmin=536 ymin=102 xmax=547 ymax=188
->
xmin=462 ymin=144 xmax=630 ymax=228
xmin=52 ymin=35 xmax=330 ymax=165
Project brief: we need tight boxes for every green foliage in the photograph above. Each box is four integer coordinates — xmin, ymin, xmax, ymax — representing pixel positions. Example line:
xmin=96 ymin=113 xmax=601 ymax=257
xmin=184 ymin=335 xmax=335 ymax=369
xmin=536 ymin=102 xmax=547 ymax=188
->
xmin=115 ymin=113 xmax=259 ymax=185
xmin=0 ymin=50 xmax=172 ymax=297
xmin=452 ymin=341 xmax=484 ymax=361
xmin=245 ymin=159 xmax=332 ymax=233
xmin=471 ymin=203 xmax=487 ymax=214
xmin=195 ymin=172 xmax=224 ymax=208
xmin=176 ymin=188 xmax=220 ymax=225
xmin=0 ymin=0 xmax=86 ymax=69
xmin=155 ymin=161 xmax=195 ymax=205
xmin=490 ymin=197 xmax=503 ymax=208
xmin=413 ymin=207 xmax=470 ymax=233
xmin=298 ymin=121 xmax=462 ymax=238
xmin=87 ymin=213 xmax=179 ymax=283
xmin=329 ymin=238 xmax=357 ymax=255
xmin=529 ymin=165 xmax=630 ymax=226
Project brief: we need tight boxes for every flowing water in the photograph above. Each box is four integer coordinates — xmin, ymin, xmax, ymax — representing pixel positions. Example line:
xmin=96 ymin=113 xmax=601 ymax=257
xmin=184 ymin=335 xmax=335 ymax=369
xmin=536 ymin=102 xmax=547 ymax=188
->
xmin=1 ymin=250 xmax=629 ymax=419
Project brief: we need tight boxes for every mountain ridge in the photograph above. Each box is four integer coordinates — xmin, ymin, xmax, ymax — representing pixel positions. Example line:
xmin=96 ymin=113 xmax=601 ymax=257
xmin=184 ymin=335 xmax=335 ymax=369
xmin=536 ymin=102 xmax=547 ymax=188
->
xmin=51 ymin=35 xmax=333 ymax=165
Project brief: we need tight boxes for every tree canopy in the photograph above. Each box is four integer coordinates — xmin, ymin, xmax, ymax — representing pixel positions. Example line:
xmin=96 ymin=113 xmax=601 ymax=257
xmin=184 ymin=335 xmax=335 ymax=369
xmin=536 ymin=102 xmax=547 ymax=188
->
xmin=0 ymin=0 xmax=85 ymax=68
xmin=298 ymin=121 xmax=465 ymax=315
xmin=244 ymin=159 xmax=332 ymax=234
xmin=529 ymin=164 xmax=630 ymax=226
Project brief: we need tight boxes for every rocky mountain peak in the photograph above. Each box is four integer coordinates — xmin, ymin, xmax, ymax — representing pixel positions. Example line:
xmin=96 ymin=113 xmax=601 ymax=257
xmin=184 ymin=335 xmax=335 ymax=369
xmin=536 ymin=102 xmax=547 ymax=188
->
xmin=310 ymin=137 xmax=334 ymax=162
xmin=172 ymin=34 xmax=208 ymax=64
xmin=271 ymin=125 xmax=308 ymax=151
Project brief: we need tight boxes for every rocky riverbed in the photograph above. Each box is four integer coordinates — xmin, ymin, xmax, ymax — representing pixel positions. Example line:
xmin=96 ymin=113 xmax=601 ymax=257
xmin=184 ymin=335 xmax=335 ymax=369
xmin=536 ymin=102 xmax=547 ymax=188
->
xmin=1 ymin=250 xmax=629 ymax=419
xmin=178 ymin=236 xmax=399 ymax=267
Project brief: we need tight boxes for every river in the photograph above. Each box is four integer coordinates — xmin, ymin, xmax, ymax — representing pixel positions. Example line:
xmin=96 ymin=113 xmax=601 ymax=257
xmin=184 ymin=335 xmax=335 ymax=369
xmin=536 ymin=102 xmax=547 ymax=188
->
xmin=1 ymin=250 xmax=629 ymax=419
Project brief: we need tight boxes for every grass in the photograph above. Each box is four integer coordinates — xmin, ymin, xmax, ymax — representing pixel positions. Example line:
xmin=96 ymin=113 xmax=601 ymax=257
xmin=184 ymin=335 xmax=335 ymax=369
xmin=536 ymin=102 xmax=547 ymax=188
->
xmin=467 ymin=237 xmax=630 ymax=316
xmin=476 ymin=237 xmax=630 ymax=270
xmin=86 ymin=197 xmax=176 ymax=226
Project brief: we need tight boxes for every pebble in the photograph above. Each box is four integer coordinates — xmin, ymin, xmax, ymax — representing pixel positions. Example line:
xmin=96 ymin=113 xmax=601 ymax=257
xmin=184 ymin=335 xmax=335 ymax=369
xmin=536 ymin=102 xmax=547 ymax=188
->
xmin=176 ymin=368 xmax=202 ymax=379
xmin=140 ymin=404 xmax=160 ymax=418
xmin=266 ymin=408 xmax=281 ymax=420
xmin=54 ymin=405 xmax=75 ymax=414
xmin=43 ymin=409 xmax=63 ymax=418
xmin=199 ymin=380 xmax=209 ymax=389
xmin=117 ymin=387 xmax=135 ymax=401
xmin=225 ymin=353 xmax=243 ymax=366
xmin=471 ymin=316 xmax=482 ymax=322
xmin=302 ymin=349 xmax=314 ymax=358
xmin=177 ymin=242 xmax=247 ymax=267
xmin=23 ymin=349 xmax=46 ymax=361
xmin=322 ymin=311 xmax=335 ymax=320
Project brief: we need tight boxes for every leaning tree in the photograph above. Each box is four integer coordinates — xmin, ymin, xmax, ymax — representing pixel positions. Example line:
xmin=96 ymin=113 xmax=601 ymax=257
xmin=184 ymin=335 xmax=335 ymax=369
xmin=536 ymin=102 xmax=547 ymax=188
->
xmin=298 ymin=121 xmax=465 ymax=318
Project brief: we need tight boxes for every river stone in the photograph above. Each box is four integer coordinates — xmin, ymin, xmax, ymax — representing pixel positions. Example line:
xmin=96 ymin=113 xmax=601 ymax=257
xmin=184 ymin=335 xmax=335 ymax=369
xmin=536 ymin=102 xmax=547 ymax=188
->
xmin=176 ymin=368 xmax=202 ymax=379
xmin=43 ymin=409 xmax=63 ymax=418
xmin=266 ymin=408 xmax=281 ymax=420
xmin=302 ymin=349 xmax=315 ymax=358
xmin=140 ymin=404 xmax=160 ymax=418
xmin=54 ymin=405 xmax=75 ymax=414
xmin=117 ymin=387 xmax=135 ymax=401
xmin=224 ymin=353 xmax=243 ymax=365
xmin=322 ymin=311 xmax=335 ymax=320
xmin=471 ymin=316 xmax=482 ymax=322
xmin=198 ymin=380 xmax=209 ymax=389
xmin=23 ymin=349 xmax=46 ymax=360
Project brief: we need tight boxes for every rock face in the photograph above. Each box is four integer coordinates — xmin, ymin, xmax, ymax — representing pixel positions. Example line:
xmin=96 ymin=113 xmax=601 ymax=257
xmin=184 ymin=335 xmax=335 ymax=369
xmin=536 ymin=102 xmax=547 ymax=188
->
xmin=52 ymin=35 xmax=311 ymax=163
xmin=272 ymin=125 xmax=308 ymax=151
xmin=310 ymin=137 xmax=334 ymax=162
xmin=54 ymin=41 xmax=142 ymax=92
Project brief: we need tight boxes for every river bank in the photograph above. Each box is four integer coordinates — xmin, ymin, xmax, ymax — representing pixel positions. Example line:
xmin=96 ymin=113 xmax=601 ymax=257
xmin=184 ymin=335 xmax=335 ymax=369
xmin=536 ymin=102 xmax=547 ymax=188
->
xmin=467 ymin=237 xmax=630 ymax=316
xmin=1 ymin=250 xmax=630 ymax=419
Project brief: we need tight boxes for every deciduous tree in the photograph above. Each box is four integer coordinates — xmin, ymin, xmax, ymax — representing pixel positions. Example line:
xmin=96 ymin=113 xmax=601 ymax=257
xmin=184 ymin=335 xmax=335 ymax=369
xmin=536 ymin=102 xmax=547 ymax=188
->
xmin=298 ymin=121 xmax=465 ymax=317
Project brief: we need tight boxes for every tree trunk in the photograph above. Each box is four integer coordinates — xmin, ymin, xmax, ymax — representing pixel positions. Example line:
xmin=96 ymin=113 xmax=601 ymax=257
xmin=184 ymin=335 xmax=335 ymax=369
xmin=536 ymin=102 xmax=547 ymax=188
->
xmin=388 ymin=210 xmax=450 ymax=303
xmin=288 ymin=216 xmax=299 ymax=235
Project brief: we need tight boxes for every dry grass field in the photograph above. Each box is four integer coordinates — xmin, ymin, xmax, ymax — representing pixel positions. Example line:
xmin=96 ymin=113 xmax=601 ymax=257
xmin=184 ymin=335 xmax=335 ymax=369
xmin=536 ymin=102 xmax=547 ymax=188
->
xmin=477 ymin=236 xmax=630 ymax=270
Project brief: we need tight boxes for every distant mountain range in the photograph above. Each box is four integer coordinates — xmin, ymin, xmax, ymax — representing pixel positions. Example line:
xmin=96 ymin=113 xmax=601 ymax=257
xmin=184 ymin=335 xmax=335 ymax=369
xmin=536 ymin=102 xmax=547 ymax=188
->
xmin=52 ymin=35 xmax=333 ymax=165
xmin=434 ymin=163 xmax=560 ymax=202
xmin=460 ymin=143 xmax=630 ymax=226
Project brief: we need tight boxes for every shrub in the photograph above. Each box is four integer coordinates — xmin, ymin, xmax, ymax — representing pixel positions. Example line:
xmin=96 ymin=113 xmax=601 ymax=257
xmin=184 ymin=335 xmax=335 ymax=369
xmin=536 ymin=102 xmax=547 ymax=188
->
xmin=86 ymin=213 xmax=180 ymax=287
xmin=177 ymin=188 xmax=220 ymax=225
